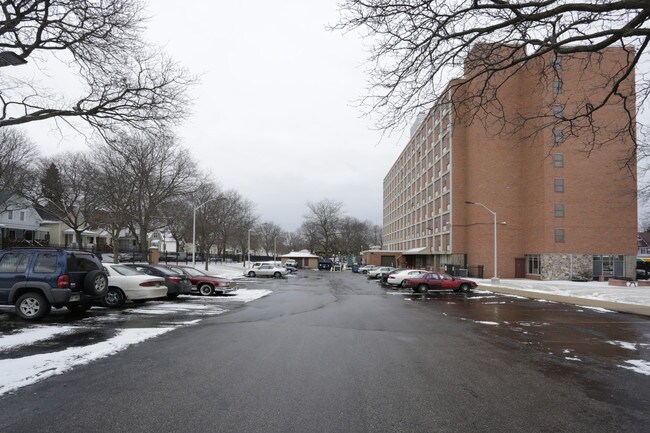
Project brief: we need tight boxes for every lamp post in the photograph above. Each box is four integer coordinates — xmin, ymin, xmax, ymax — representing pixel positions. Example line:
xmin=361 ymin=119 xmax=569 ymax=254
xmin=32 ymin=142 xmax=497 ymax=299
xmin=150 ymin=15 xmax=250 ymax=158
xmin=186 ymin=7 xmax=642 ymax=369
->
xmin=192 ymin=197 xmax=225 ymax=267
xmin=273 ymin=236 xmax=277 ymax=262
xmin=0 ymin=51 xmax=27 ymax=67
xmin=247 ymin=228 xmax=252 ymax=267
xmin=465 ymin=201 xmax=499 ymax=284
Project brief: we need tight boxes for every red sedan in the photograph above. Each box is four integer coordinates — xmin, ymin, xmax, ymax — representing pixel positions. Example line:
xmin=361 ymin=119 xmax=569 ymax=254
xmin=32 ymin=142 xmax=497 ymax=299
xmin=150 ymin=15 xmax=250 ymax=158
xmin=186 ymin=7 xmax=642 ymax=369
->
xmin=161 ymin=265 xmax=237 ymax=296
xmin=405 ymin=272 xmax=477 ymax=294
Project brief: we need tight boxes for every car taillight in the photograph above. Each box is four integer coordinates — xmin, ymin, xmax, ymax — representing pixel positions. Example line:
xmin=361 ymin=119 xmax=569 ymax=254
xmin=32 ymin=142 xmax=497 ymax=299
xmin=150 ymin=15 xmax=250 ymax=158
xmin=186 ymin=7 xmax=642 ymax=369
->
xmin=57 ymin=275 xmax=69 ymax=288
xmin=168 ymin=276 xmax=181 ymax=282
xmin=140 ymin=281 xmax=158 ymax=287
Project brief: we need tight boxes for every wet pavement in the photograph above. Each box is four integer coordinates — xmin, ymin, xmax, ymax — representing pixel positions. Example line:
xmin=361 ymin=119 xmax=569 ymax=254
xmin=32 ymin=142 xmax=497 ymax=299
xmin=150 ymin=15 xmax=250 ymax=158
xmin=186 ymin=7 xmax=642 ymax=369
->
xmin=382 ymin=285 xmax=650 ymax=376
xmin=1 ymin=272 xmax=649 ymax=432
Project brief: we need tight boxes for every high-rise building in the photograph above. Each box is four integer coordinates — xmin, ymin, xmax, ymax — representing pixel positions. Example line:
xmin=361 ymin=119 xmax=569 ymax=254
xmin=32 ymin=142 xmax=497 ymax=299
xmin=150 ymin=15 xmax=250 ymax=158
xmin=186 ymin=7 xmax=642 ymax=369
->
xmin=383 ymin=45 xmax=637 ymax=280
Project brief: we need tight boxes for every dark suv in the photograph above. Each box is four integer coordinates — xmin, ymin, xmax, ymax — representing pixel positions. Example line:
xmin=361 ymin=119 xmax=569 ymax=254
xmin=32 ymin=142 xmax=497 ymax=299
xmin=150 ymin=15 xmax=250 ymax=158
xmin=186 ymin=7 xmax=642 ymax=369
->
xmin=0 ymin=248 xmax=109 ymax=320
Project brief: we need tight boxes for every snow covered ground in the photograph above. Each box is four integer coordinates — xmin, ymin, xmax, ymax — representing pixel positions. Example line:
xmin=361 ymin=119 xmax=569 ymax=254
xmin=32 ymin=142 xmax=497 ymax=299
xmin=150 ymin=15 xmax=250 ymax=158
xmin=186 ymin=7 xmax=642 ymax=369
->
xmin=0 ymin=287 xmax=271 ymax=396
xmin=476 ymin=278 xmax=650 ymax=307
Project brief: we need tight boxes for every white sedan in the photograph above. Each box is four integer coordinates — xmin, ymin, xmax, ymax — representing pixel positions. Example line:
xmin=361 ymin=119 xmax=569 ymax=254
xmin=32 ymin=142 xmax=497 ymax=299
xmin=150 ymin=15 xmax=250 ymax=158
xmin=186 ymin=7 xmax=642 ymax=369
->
xmin=245 ymin=263 xmax=290 ymax=278
xmin=367 ymin=266 xmax=396 ymax=279
xmin=101 ymin=263 xmax=168 ymax=308
xmin=387 ymin=269 xmax=429 ymax=288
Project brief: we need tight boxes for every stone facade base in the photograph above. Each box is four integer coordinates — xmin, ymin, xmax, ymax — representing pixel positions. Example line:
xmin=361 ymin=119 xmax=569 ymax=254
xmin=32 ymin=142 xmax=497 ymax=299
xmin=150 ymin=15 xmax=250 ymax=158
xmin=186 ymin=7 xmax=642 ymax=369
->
xmin=538 ymin=254 xmax=636 ymax=281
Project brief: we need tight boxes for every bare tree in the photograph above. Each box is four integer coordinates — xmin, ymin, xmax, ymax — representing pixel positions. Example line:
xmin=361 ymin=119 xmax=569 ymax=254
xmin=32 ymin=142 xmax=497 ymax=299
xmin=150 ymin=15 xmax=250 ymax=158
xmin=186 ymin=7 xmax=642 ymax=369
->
xmin=218 ymin=191 xmax=256 ymax=261
xmin=0 ymin=1 xmax=196 ymax=135
xmin=107 ymin=132 xmax=197 ymax=252
xmin=36 ymin=153 xmax=97 ymax=247
xmin=304 ymin=199 xmax=343 ymax=258
xmin=333 ymin=1 xmax=641 ymax=156
xmin=191 ymin=181 xmax=222 ymax=270
xmin=256 ymin=221 xmax=284 ymax=257
xmin=90 ymin=142 xmax=140 ymax=262
xmin=338 ymin=216 xmax=375 ymax=257
xmin=0 ymin=128 xmax=37 ymax=211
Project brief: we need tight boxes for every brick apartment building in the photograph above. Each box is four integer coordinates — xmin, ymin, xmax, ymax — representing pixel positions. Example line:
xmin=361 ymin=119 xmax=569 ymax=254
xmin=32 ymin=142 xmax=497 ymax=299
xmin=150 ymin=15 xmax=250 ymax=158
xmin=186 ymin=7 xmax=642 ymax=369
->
xmin=383 ymin=44 xmax=638 ymax=280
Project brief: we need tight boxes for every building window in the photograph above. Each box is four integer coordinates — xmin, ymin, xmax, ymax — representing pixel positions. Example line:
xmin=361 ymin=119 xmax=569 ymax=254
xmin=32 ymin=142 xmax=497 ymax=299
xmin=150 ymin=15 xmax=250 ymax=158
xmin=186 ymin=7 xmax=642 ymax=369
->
xmin=527 ymin=255 xmax=540 ymax=275
xmin=554 ymin=178 xmax=564 ymax=192
xmin=553 ymin=128 xmax=564 ymax=144
xmin=555 ymin=228 xmax=565 ymax=243
xmin=553 ymin=104 xmax=564 ymax=118
xmin=7 ymin=210 xmax=13 ymax=220
xmin=553 ymin=153 xmax=564 ymax=168
xmin=555 ymin=204 xmax=564 ymax=218
xmin=553 ymin=78 xmax=563 ymax=95
xmin=20 ymin=211 xmax=25 ymax=221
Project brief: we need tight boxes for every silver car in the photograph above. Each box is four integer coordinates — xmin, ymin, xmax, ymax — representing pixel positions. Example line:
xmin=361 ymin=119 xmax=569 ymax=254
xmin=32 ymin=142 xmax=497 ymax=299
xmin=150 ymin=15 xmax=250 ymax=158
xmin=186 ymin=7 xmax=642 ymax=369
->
xmin=245 ymin=263 xmax=289 ymax=278
xmin=367 ymin=266 xmax=396 ymax=279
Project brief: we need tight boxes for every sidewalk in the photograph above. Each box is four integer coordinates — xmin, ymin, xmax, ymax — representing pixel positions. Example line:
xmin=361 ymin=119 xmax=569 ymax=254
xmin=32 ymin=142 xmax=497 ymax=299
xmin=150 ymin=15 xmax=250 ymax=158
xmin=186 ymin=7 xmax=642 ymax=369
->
xmin=476 ymin=278 xmax=650 ymax=317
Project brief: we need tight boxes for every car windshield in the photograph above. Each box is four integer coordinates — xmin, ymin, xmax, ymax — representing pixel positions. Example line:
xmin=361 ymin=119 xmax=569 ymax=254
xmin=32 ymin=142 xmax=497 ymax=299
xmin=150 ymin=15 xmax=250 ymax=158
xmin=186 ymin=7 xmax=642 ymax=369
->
xmin=183 ymin=267 xmax=206 ymax=276
xmin=151 ymin=266 xmax=182 ymax=276
xmin=109 ymin=265 xmax=144 ymax=276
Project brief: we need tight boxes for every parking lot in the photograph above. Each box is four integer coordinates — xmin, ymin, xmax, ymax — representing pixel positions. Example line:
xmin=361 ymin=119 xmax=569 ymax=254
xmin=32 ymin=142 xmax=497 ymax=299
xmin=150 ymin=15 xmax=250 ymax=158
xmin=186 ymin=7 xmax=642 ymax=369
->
xmin=0 ymin=281 xmax=271 ymax=396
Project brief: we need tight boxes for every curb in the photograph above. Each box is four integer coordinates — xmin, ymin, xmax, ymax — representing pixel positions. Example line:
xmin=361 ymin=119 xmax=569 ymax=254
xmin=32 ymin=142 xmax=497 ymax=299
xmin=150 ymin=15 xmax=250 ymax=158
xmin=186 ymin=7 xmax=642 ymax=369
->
xmin=481 ymin=285 xmax=650 ymax=318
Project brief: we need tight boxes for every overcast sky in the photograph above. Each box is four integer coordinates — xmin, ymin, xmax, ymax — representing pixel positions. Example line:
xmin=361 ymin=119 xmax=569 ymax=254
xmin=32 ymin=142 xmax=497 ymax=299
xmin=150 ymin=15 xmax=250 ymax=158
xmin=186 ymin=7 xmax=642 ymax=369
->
xmin=22 ymin=0 xmax=407 ymax=232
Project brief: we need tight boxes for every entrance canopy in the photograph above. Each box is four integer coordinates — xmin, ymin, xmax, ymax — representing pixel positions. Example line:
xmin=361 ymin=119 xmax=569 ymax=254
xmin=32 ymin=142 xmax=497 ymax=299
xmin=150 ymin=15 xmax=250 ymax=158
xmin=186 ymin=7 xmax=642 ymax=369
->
xmin=402 ymin=247 xmax=429 ymax=255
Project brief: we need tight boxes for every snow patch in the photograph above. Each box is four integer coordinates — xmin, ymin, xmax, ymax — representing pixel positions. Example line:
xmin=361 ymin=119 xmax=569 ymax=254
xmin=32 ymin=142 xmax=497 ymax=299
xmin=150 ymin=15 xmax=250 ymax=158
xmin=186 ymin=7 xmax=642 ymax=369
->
xmin=607 ymin=340 xmax=637 ymax=351
xmin=619 ymin=360 xmax=650 ymax=376
xmin=0 ymin=326 xmax=76 ymax=351
xmin=0 ymin=327 xmax=174 ymax=396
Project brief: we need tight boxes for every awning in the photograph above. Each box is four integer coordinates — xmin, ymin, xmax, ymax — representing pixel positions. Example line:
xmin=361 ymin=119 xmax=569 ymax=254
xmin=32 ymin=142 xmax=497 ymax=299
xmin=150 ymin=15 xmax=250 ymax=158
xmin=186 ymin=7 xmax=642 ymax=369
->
xmin=637 ymin=257 xmax=650 ymax=263
xmin=402 ymin=247 xmax=429 ymax=255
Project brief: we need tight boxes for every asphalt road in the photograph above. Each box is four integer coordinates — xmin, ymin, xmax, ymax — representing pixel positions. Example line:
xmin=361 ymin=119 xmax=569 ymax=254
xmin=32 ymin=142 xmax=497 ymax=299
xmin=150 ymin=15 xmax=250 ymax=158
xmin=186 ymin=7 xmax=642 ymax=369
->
xmin=1 ymin=271 xmax=649 ymax=433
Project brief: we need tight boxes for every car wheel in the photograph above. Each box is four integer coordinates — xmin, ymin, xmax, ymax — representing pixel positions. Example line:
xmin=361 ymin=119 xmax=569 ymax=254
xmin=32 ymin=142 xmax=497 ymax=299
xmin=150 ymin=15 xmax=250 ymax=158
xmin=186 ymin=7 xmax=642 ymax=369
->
xmin=16 ymin=292 xmax=51 ymax=320
xmin=66 ymin=303 xmax=92 ymax=313
xmin=416 ymin=284 xmax=429 ymax=294
xmin=167 ymin=293 xmax=179 ymax=299
xmin=460 ymin=283 xmax=471 ymax=293
xmin=274 ymin=271 xmax=282 ymax=278
xmin=399 ymin=280 xmax=408 ymax=288
xmin=248 ymin=271 xmax=256 ymax=277
xmin=199 ymin=284 xmax=213 ymax=296
xmin=102 ymin=287 xmax=125 ymax=308
xmin=83 ymin=270 xmax=109 ymax=296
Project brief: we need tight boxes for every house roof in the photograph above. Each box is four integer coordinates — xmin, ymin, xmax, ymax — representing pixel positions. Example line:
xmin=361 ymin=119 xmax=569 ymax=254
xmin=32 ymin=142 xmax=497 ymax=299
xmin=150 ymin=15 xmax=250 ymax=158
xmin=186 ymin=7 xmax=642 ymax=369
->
xmin=280 ymin=250 xmax=319 ymax=259
xmin=639 ymin=232 xmax=650 ymax=248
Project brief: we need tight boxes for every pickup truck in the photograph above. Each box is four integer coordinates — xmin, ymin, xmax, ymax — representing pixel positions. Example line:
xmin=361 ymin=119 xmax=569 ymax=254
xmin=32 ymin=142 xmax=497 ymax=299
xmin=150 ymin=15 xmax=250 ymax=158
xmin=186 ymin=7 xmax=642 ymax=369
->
xmin=405 ymin=272 xmax=476 ymax=294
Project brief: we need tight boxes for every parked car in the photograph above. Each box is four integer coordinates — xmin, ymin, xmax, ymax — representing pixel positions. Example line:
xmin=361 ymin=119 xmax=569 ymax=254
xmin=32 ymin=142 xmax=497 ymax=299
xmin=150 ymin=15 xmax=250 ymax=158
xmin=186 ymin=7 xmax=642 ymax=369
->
xmin=0 ymin=248 xmax=108 ymax=320
xmin=122 ymin=263 xmax=192 ymax=298
xmin=358 ymin=265 xmax=377 ymax=274
xmin=387 ymin=269 xmax=428 ymax=288
xmin=318 ymin=259 xmax=334 ymax=270
xmin=101 ymin=263 xmax=167 ymax=307
xmin=245 ymin=263 xmax=289 ymax=278
xmin=283 ymin=265 xmax=298 ymax=273
xmin=405 ymin=272 xmax=477 ymax=293
xmin=284 ymin=259 xmax=298 ymax=267
xmin=380 ymin=268 xmax=404 ymax=284
xmin=119 ymin=252 xmax=147 ymax=262
xmin=161 ymin=265 xmax=237 ymax=296
xmin=367 ymin=266 xmax=396 ymax=279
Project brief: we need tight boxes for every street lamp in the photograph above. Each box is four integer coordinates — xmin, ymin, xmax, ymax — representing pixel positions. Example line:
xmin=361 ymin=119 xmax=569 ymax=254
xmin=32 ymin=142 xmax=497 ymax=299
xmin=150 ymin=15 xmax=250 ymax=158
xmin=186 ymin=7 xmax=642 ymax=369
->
xmin=192 ymin=197 xmax=225 ymax=267
xmin=465 ymin=201 xmax=500 ymax=284
xmin=247 ymin=228 xmax=252 ymax=267
xmin=273 ymin=236 xmax=277 ymax=262
xmin=0 ymin=51 xmax=27 ymax=67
